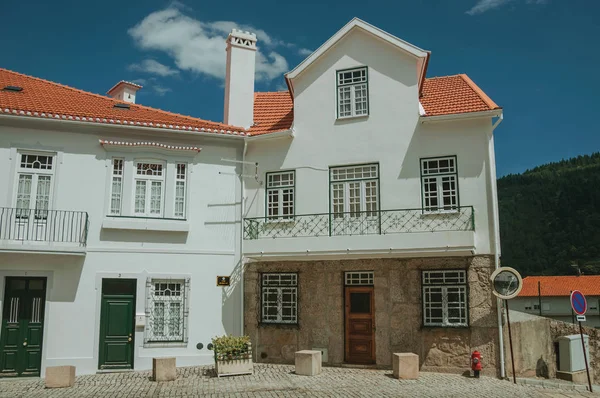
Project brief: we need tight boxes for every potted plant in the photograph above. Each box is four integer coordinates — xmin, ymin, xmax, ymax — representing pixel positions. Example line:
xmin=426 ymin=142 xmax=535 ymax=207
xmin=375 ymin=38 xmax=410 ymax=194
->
xmin=212 ymin=335 xmax=253 ymax=377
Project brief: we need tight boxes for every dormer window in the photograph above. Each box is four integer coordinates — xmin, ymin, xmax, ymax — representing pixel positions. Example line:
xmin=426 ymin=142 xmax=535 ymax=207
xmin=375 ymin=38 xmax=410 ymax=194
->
xmin=337 ymin=67 xmax=369 ymax=118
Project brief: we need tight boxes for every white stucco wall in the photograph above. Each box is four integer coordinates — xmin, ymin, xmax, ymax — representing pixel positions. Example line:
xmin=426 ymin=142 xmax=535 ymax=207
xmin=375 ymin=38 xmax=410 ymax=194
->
xmin=243 ymin=28 xmax=497 ymax=259
xmin=0 ymin=120 xmax=245 ymax=375
xmin=512 ymin=296 xmax=600 ymax=328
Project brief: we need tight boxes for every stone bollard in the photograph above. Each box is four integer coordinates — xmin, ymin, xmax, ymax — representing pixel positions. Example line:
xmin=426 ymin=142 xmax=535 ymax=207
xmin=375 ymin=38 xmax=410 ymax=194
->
xmin=152 ymin=357 xmax=177 ymax=382
xmin=45 ymin=366 xmax=76 ymax=388
xmin=295 ymin=350 xmax=322 ymax=376
xmin=393 ymin=353 xmax=419 ymax=380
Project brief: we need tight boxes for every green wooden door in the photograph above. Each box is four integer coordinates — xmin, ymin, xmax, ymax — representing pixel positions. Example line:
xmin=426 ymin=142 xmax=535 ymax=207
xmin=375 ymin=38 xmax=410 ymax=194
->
xmin=0 ymin=277 xmax=47 ymax=377
xmin=98 ymin=279 xmax=136 ymax=370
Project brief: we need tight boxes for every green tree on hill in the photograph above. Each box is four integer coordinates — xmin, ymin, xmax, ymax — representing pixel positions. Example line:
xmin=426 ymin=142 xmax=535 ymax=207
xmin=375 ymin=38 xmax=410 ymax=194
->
xmin=498 ymin=152 xmax=600 ymax=276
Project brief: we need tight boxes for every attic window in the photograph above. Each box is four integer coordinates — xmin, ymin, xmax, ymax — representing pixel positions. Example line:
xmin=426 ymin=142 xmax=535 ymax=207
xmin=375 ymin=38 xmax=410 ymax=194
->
xmin=114 ymin=103 xmax=130 ymax=110
xmin=3 ymin=86 xmax=23 ymax=92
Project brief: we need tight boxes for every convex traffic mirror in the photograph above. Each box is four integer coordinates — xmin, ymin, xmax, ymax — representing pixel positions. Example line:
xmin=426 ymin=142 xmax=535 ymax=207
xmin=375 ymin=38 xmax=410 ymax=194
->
xmin=490 ymin=267 xmax=523 ymax=300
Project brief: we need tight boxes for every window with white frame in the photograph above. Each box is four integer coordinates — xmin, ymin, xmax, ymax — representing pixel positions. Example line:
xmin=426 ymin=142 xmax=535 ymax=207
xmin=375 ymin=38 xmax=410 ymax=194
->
xmin=422 ymin=270 xmax=467 ymax=327
xmin=145 ymin=278 xmax=189 ymax=343
xmin=345 ymin=272 xmax=374 ymax=286
xmin=134 ymin=161 xmax=165 ymax=217
xmin=174 ymin=163 xmax=186 ymax=218
xmin=261 ymin=273 xmax=297 ymax=324
xmin=15 ymin=153 xmax=55 ymax=219
xmin=266 ymin=171 xmax=295 ymax=220
xmin=109 ymin=158 xmax=124 ymax=215
xmin=330 ymin=164 xmax=378 ymax=218
xmin=420 ymin=156 xmax=459 ymax=212
xmin=337 ymin=67 xmax=369 ymax=118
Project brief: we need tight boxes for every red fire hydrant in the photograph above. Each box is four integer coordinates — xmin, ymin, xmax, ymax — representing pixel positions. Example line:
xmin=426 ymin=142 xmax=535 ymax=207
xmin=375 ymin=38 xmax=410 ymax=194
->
xmin=471 ymin=351 xmax=482 ymax=378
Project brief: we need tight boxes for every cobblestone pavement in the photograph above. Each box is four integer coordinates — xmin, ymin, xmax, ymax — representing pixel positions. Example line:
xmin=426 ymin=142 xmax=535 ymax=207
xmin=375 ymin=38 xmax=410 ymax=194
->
xmin=0 ymin=364 xmax=598 ymax=398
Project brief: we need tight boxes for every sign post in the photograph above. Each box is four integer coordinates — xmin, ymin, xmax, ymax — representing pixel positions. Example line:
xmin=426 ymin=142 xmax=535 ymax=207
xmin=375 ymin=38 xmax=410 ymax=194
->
xmin=490 ymin=267 xmax=523 ymax=384
xmin=570 ymin=290 xmax=592 ymax=393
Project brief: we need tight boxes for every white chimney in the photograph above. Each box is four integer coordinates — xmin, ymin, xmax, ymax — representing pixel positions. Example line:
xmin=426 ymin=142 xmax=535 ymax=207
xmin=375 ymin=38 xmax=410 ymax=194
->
xmin=223 ymin=29 xmax=257 ymax=129
xmin=107 ymin=81 xmax=142 ymax=104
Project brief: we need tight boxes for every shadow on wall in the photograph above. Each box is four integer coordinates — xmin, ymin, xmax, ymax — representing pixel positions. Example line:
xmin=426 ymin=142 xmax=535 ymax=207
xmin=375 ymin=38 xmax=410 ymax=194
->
xmin=221 ymin=258 xmax=243 ymax=336
xmin=537 ymin=356 xmax=549 ymax=378
xmin=0 ymin=253 xmax=84 ymax=303
xmin=400 ymin=120 xmax=487 ymax=182
xmin=99 ymin=229 xmax=188 ymax=244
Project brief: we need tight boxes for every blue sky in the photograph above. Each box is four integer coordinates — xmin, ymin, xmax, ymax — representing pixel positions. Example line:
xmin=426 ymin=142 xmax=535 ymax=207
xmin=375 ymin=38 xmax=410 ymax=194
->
xmin=1 ymin=0 xmax=599 ymax=176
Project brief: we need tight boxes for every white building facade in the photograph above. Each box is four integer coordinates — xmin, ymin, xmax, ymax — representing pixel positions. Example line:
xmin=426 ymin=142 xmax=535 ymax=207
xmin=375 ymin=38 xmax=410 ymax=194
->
xmin=0 ymin=17 xmax=505 ymax=377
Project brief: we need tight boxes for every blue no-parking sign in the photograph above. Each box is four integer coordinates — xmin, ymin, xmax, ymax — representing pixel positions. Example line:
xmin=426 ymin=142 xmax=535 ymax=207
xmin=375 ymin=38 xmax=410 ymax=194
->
xmin=570 ymin=290 xmax=587 ymax=315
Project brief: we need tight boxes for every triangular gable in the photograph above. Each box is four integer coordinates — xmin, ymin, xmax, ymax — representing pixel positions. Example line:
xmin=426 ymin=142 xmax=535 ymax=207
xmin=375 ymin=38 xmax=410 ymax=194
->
xmin=285 ymin=18 xmax=430 ymax=95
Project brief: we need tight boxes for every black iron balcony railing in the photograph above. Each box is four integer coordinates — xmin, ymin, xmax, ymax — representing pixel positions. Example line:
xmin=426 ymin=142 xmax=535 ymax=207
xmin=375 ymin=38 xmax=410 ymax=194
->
xmin=0 ymin=208 xmax=89 ymax=246
xmin=243 ymin=206 xmax=474 ymax=240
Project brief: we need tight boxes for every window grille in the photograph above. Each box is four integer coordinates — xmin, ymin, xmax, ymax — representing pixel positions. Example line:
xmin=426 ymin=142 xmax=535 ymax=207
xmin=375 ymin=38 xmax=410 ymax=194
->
xmin=345 ymin=272 xmax=374 ymax=286
xmin=134 ymin=161 xmax=165 ymax=217
xmin=110 ymin=159 xmax=124 ymax=215
xmin=145 ymin=278 xmax=189 ymax=343
xmin=420 ymin=156 xmax=459 ymax=212
xmin=337 ymin=67 xmax=368 ymax=118
xmin=330 ymin=164 xmax=379 ymax=221
xmin=422 ymin=270 xmax=467 ymax=327
xmin=266 ymin=171 xmax=295 ymax=220
xmin=15 ymin=152 xmax=55 ymax=219
xmin=261 ymin=273 xmax=297 ymax=324
xmin=174 ymin=163 xmax=186 ymax=218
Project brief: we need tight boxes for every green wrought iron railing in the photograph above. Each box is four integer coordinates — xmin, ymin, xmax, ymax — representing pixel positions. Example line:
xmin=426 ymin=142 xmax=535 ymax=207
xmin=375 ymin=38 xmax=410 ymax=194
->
xmin=243 ymin=206 xmax=474 ymax=240
xmin=0 ymin=207 xmax=89 ymax=246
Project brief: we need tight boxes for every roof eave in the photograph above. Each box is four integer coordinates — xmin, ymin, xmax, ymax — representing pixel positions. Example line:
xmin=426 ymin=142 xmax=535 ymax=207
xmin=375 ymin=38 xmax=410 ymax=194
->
xmin=246 ymin=129 xmax=294 ymax=141
xmin=0 ymin=112 xmax=247 ymax=140
xmin=420 ymin=109 xmax=503 ymax=123
xmin=286 ymin=17 xmax=429 ymax=81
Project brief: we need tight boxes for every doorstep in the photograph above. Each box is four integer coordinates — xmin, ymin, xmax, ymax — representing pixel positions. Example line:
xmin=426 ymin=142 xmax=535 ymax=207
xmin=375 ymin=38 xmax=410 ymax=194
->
xmin=96 ymin=369 xmax=135 ymax=374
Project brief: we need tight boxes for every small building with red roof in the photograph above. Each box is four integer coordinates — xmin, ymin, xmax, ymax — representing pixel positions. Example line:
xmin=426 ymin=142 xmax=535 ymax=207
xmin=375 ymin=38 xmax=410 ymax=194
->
xmin=512 ymin=276 xmax=600 ymax=328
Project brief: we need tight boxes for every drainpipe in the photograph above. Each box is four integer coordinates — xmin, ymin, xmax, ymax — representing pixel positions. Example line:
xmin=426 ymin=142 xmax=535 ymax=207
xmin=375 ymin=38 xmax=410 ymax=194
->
xmin=488 ymin=113 xmax=505 ymax=378
xmin=240 ymin=140 xmax=248 ymax=336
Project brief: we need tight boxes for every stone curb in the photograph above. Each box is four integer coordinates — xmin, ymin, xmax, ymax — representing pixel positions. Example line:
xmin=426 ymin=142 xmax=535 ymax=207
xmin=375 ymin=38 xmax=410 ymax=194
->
xmin=515 ymin=377 xmax=600 ymax=393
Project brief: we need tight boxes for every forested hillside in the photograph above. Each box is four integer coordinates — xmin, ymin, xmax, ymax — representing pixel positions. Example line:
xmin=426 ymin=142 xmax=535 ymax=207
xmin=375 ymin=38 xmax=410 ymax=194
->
xmin=498 ymin=152 xmax=600 ymax=276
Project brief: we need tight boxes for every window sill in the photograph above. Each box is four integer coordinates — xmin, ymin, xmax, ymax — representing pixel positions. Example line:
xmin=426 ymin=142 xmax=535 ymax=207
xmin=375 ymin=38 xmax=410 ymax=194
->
xmin=421 ymin=209 xmax=460 ymax=216
xmin=336 ymin=114 xmax=369 ymax=122
xmin=102 ymin=217 xmax=189 ymax=232
xmin=259 ymin=322 xmax=299 ymax=329
xmin=421 ymin=324 xmax=469 ymax=329
xmin=264 ymin=218 xmax=296 ymax=224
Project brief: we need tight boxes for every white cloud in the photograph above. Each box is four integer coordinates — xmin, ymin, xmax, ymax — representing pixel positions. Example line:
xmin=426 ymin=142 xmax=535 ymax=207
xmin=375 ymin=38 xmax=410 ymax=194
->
xmin=127 ymin=5 xmax=290 ymax=82
xmin=128 ymin=59 xmax=179 ymax=76
xmin=152 ymin=85 xmax=172 ymax=96
xmin=297 ymin=48 xmax=313 ymax=57
xmin=466 ymin=0 xmax=547 ymax=15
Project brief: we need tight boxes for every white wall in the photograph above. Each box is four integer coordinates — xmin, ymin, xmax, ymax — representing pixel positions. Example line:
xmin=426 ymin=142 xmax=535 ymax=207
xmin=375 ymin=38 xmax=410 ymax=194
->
xmin=243 ymin=28 xmax=496 ymax=259
xmin=0 ymin=120 xmax=245 ymax=375
xmin=512 ymin=296 xmax=600 ymax=328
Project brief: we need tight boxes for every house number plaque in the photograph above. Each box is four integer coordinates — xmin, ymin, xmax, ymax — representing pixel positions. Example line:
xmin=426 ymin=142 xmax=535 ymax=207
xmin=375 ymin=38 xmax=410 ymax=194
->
xmin=217 ymin=276 xmax=230 ymax=286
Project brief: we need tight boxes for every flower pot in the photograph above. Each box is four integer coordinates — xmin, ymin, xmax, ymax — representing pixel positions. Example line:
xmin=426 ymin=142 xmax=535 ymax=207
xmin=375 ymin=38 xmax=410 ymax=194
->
xmin=215 ymin=357 xmax=253 ymax=377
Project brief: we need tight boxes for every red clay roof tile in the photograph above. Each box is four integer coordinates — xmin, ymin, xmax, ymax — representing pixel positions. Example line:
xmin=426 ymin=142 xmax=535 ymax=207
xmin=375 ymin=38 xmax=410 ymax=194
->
xmin=518 ymin=276 xmax=600 ymax=297
xmin=420 ymin=74 xmax=500 ymax=116
xmin=0 ymin=68 xmax=246 ymax=136
xmin=249 ymin=91 xmax=293 ymax=135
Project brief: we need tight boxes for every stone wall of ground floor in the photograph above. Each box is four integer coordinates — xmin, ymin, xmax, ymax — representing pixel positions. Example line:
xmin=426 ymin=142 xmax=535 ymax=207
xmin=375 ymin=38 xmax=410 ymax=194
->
xmin=244 ymin=255 xmax=500 ymax=376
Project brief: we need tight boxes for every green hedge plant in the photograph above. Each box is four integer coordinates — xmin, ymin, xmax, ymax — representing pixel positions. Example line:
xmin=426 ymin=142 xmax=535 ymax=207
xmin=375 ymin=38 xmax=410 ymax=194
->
xmin=212 ymin=335 xmax=252 ymax=361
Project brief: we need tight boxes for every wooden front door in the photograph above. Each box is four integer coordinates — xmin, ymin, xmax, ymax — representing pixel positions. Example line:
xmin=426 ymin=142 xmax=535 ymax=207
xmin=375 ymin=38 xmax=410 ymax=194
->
xmin=98 ymin=279 xmax=136 ymax=370
xmin=0 ymin=277 xmax=47 ymax=377
xmin=344 ymin=286 xmax=375 ymax=364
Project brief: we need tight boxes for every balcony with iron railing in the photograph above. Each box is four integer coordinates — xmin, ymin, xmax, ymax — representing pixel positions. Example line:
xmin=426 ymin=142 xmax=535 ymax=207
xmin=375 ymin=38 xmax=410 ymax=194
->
xmin=0 ymin=207 xmax=89 ymax=254
xmin=243 ymin=206 xmax=476 ymax=260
